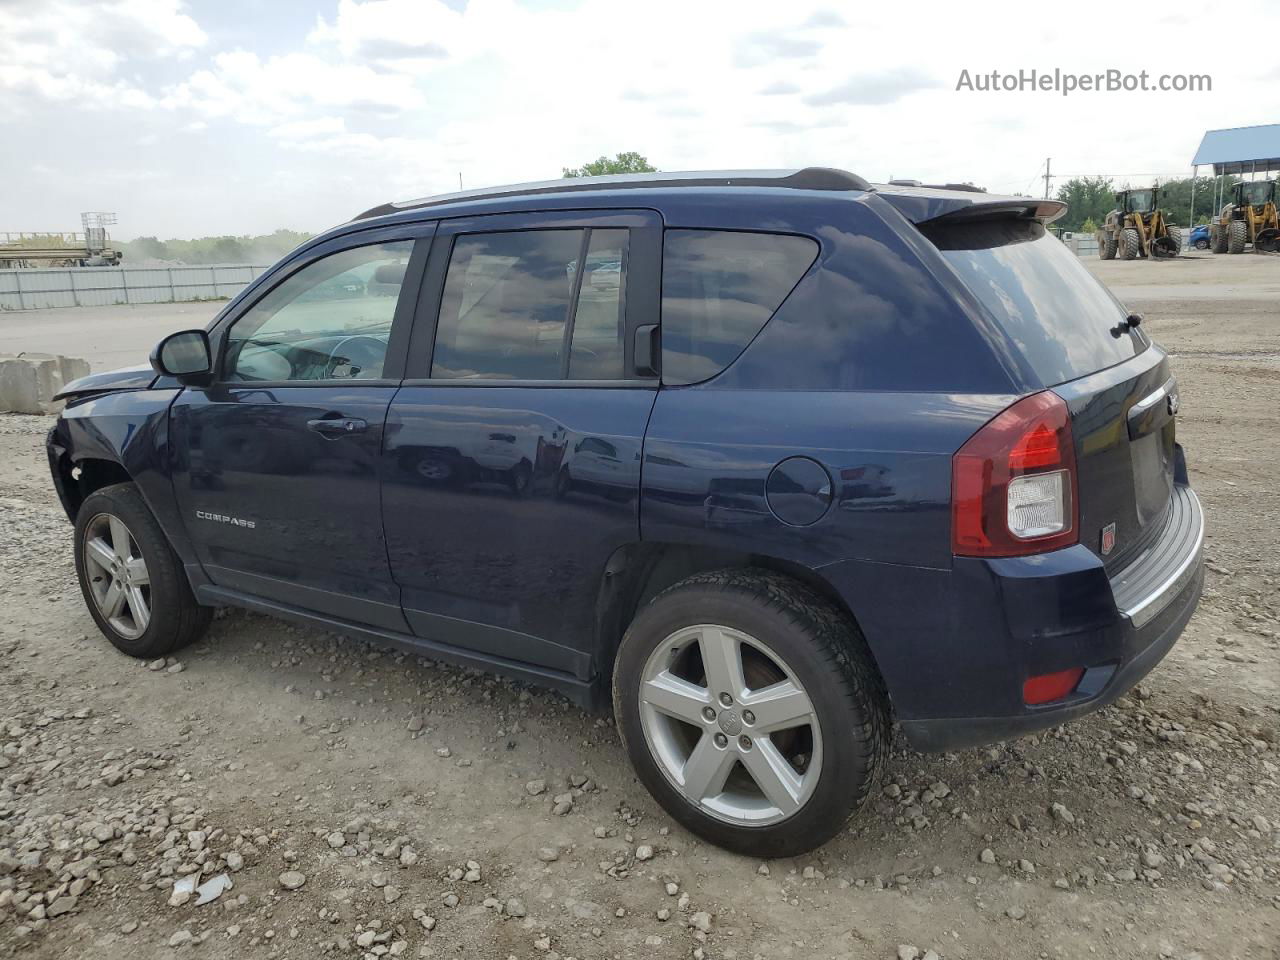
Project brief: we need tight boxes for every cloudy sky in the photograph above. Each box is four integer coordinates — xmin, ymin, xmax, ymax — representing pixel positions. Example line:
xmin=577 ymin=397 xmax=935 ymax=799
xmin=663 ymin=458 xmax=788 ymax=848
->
xmin=3 ymin=0 xmax=1277 ymax=239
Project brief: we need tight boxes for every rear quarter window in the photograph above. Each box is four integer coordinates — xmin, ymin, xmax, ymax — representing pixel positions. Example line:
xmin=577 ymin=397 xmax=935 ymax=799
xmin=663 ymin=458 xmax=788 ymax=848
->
xmin=923 ymin=219 xmax=1146 ymax=386
xmin=662 ymin=230 xmax=818 ymax=385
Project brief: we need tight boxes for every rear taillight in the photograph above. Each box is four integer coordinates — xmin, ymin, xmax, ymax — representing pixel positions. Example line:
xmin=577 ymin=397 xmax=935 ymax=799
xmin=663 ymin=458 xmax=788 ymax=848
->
xmin=952 ymin=391 xmax=1078 ymax=557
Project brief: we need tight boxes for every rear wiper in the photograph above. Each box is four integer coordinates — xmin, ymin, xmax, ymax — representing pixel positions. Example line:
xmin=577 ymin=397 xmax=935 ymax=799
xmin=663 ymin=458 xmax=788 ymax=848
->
xmin=1110 ymin=313 xmax=1143 ymax=338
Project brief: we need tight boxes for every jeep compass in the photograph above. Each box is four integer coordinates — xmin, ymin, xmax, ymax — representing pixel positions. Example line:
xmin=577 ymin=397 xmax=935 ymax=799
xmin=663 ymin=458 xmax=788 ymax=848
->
xmin=46 ymin=169 xmax=1204 ymax=855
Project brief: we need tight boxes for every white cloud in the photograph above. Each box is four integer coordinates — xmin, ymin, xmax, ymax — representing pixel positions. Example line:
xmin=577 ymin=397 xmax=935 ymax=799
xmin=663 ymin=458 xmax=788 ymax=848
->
xmin=269 ymin=116 xmax=350 ymax=140
xmin=163 ymin=50 xmax=424 ymax=123
xmin=4 ymin=0 xmax=1280 ymax=237
xmin=307 ymin=0 xmax=463 ymax=64
xmin=805 ymin=68 xmax=939 ymax=106
xmin=0 ymin=0 xmax=204 ymax=106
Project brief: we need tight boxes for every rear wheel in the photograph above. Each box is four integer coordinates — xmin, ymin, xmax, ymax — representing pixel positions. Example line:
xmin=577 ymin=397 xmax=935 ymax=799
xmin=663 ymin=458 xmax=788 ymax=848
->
xmin=74 ymin=483 xmax=210 ymax=659
xmin=613 ymin=570 xmax=889 ymax=857
xmin=1097 ymin=231 xmax=1117 ymax=260
xmin=1228 ymin=219 xmax=1247 ymax=254
xmin=1210 ymin=224 xmax=1228 ymax=253
xmin=508 ymin=461 xmax=532 ymax=497
xmin=1163 ymin=224 xmax=1182 ymax=256
xmin=1194 ymin=236 xmax=1210 ymax=251
xmin=1120 ymin=228 xmax=1141 ymax=260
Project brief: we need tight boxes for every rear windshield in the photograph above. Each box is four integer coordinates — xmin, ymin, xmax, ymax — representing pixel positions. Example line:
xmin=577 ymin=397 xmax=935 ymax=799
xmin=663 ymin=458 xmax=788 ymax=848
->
xmin=923 ymin=219 xmax=1147 ymax=386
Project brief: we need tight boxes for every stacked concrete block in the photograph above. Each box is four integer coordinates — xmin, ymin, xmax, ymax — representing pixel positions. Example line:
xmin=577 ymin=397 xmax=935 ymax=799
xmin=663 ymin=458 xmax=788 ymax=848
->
xmin=0 ymin=353 xmax=90 ymax=414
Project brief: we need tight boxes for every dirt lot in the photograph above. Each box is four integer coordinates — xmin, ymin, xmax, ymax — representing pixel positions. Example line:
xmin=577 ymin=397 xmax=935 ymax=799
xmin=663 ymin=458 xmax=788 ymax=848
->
xmin=0 ymin=252 xmax=1277 ymax=960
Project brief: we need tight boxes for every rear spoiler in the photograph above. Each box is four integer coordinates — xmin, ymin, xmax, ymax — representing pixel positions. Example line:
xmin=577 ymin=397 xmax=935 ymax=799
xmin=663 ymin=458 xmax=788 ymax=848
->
xmin=877 ymin=189 xmax=1067 ymax=226
xmin=926 ymin=199 xmax=1067 ymax=225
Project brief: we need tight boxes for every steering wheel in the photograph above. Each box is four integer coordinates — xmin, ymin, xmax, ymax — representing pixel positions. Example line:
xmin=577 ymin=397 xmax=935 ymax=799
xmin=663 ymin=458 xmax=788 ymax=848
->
xmin=326 ymin=335 xmax=387 ymax=379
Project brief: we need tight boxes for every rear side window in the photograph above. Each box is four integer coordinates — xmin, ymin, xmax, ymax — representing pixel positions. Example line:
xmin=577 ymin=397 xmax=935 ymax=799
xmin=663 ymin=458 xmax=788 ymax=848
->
xmin=432 ymin=228 xmax=628 ymax=380
xmin=661 ymin=230 xmax=818 ymax=385
xmin=924 ymin=219 xmax=1146 ymax=386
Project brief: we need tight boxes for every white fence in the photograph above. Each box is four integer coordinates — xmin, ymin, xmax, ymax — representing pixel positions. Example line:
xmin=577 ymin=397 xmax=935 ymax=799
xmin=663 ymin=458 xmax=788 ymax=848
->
xmin=0 ymin=264 xmax=271 ymax=311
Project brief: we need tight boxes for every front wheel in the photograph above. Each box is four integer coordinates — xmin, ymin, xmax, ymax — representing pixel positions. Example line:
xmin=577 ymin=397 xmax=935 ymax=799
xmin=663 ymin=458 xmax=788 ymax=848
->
xmin=1228 ymin=219 xmax=1247 ymax=254
xmin=74 ymin=482 xmax=211 ymax=659
xmin=1120 ymin=227 xmax=1141 ymax=260
xmin=613 ymin=570 xmax=889 ymax=857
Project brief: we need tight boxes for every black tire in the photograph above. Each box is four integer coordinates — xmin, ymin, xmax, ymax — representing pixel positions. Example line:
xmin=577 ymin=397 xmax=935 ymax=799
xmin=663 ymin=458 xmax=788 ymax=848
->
xmin=508 ymin=461 xmax=532 ymax=497
xmin=554 ymin=467 xmax=572 ymax=499
xmin=1097 ymin=231 xmax=1117 ymax=260
xmin=1163 ymin=224 xmax=1182 ymax=256
xmin=612 ymin=570 xmax=889 ymax=857
xmin=1194 ymin=237 xmax=1210 ymax=251
xmin=74 ymin=482 xmax=211 ymax=659
xmin=1120 ymin=228 xmax=1141 ymax=260
xmin=1228 ymin=219 xmax=1247 ymax=254
xmin=1210 ymin=223 xmax=1229 ymax=254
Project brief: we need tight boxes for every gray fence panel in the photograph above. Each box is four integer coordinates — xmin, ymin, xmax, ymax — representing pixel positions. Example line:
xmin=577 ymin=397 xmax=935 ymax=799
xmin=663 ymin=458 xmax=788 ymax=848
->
xmin=0 ymin=264 xmax=272 ymax=310
xmin=1070 ymin=236 xmax=1100 ymax=257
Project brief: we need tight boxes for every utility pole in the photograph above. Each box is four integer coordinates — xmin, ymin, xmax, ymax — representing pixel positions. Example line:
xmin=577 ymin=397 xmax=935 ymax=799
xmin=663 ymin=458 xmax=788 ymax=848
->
xmin=1043 ymin=158 xmax=1052 ymax=199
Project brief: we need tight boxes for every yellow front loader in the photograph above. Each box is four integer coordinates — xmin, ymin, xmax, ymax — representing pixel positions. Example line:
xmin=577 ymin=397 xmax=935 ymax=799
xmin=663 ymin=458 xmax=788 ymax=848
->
xmin=1209 ymin=180 xmax=1280 ymax=254
xmin=1096 ymin=187 xmax=1182 ymax=260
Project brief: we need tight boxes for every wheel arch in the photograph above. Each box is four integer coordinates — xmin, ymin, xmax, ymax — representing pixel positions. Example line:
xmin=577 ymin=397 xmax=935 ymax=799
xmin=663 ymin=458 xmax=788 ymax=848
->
xmin=592 ymin=542 xmax=884 ymax=698
xmin=52 ymin=454 xmax=134 ymax=521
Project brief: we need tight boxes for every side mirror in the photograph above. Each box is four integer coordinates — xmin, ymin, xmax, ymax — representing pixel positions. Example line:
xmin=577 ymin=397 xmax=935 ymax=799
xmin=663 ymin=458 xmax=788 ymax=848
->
xmin=151 ymin=329 xmax=213 ymax=382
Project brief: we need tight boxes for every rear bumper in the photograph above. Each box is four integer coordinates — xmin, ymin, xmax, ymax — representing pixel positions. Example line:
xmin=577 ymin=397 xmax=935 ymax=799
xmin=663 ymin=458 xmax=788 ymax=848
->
xmin=824 ymin=483 xmax=1204 ymax=753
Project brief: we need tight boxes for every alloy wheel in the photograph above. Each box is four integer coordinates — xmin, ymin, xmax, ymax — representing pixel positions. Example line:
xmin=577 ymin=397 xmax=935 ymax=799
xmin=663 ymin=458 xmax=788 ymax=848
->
xmin=82 ymin=513 xmax=152 ymax=640
xmin=637 ymin=624 xmax=822 ymax=826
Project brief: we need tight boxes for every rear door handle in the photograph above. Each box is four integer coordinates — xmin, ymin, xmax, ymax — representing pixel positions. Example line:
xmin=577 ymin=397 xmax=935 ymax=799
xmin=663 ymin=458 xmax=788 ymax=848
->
xmin=307 ymin=417 xmax=368 ymax=436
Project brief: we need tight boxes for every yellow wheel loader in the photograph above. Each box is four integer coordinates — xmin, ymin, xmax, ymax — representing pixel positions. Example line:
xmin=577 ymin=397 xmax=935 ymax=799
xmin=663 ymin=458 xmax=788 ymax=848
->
xmin=1096 ymin=187 xmax=1182 ymax=261
xmin=1209 ymin=180 xmax=1280 ymax=254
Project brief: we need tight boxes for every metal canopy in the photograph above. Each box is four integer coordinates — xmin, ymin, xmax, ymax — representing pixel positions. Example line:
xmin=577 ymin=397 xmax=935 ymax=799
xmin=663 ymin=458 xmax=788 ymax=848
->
xmin=1192 ymin=124 xmax=1280 ymax=175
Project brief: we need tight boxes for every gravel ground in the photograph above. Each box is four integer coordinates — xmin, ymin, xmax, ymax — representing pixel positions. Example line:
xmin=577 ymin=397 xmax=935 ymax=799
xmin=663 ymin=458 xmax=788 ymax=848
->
xmin=0 ymin=253 xmax=1277 ymax=959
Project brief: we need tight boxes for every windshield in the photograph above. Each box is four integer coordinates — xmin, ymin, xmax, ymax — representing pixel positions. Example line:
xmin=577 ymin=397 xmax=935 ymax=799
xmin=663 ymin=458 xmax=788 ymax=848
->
xmin=1125 ymin=190 xmax=1154 ymax=213
xmin=924 ymin=219 xmax=1147 ymax=386
xmin=1240 ymin=181 xmax=1274 ymax=207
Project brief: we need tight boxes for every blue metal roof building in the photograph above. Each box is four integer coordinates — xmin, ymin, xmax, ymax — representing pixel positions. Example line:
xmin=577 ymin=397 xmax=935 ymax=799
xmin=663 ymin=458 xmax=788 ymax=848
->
xmin=1189 ymin=123 xmax=1280 ymax=222
xmin=1192 ymin=124 xmax=1280 ymax=175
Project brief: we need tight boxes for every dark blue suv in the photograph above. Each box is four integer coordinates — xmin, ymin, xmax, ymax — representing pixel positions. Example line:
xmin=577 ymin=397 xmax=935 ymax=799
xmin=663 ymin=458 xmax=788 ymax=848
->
xmin=46 ymin=169 xmax=1204 ymax=855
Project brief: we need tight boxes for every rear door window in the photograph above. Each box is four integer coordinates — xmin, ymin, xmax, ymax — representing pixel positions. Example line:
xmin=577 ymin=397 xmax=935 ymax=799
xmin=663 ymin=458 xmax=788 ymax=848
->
xmin=432 ymin=229 xmax=629 ymax=381
xmin=661 ymin=230 xmax=818 ymax=385
xmin=923 ymin=219 xmax=1146 ymax=386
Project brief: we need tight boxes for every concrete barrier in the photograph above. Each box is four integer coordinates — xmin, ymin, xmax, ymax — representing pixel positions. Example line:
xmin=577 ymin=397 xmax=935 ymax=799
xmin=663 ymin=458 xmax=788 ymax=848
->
xmin=0 ymin=353 xmax=90 ymax=414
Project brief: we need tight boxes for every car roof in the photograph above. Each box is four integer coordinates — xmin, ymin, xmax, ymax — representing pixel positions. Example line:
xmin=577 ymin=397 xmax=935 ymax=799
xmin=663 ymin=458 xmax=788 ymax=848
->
xmin=340 ymin=167 xmax=1064 ymax=236
xmin=353 ymin=168 xmax=874 ymax=220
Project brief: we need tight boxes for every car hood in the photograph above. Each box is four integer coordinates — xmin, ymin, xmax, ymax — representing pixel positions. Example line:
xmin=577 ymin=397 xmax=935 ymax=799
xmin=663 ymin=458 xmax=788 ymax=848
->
xmin=54 ymin=364 xmax=159 ymax=401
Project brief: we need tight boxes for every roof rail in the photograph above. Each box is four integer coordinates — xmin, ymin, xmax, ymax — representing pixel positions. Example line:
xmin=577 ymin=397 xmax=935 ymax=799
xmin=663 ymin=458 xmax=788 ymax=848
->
xmin=925 ymin=182 xmax=987 ymax=193
xmin=888 ymin=179 xmax=987 ymax=193
xmin=354 ymin=167 xmax=874 ymax=221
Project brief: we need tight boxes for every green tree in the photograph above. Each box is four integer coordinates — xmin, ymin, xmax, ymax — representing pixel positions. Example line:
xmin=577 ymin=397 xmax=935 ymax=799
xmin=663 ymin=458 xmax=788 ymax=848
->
xmin=128 ymin=236 xmax=168 ymax=260
xmin=120 ymin=230 xmax=313 ymax=265
xmin=1080 ymin=216 xmax=1097 ymax=234
xmin=1150 ymin=175 xmax=1239 ymax=227
xmin=563 ymin=151 xmax=657 ymax=178
xmin=1053 ymin=176 xmax=1116 ymax=232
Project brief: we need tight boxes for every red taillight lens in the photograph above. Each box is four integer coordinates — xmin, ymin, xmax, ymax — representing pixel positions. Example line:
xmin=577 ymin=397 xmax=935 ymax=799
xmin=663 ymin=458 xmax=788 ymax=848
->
xmin=1023 ymin=667 xmax=1085 ymax=705
xmin=1009 ymin=423 xmax=1062 ymax=471
xmin=952 ymin=391 xmax=1078 ymax=557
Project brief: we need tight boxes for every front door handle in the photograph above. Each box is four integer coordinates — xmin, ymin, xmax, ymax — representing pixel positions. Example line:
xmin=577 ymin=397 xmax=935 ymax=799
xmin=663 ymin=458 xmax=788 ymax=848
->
xmin=307 ymin=417 xmax=368 ymax=436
